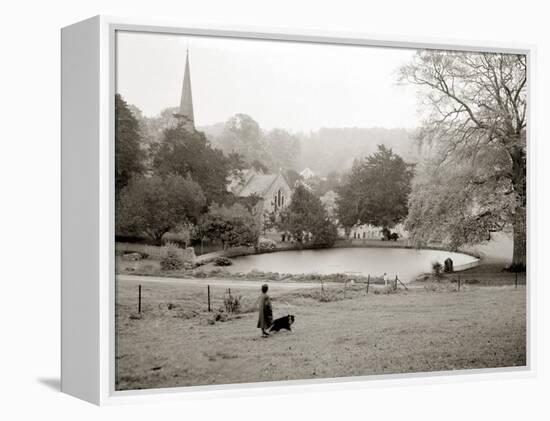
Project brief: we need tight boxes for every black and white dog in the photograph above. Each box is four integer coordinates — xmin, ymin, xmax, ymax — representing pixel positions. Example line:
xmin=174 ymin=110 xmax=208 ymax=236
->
xmin=269 ymin=314 xmax=295 ymax=332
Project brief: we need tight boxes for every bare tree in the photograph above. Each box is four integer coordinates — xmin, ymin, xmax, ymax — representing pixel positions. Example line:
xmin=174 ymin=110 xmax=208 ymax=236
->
xmin=400 ymin=51 xmax=527 ymax=267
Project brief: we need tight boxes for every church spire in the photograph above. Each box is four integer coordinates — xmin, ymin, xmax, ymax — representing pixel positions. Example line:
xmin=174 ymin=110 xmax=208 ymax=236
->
xmin=175 ymin=49 xmax=195 ymax=131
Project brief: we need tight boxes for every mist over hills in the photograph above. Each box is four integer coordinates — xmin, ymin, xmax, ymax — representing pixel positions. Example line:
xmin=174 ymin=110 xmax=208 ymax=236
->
xmin=298 ymin=127 xmax=419 ymax=175
xmin=199 ymin=123 xmax=420 ymax=176
xmin=130 ymin=103 xmax=420 ymax=177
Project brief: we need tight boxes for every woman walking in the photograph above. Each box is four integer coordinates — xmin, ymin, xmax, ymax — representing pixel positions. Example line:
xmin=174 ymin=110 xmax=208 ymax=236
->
xmin=257 ymin=284 xmax=273 ymax=338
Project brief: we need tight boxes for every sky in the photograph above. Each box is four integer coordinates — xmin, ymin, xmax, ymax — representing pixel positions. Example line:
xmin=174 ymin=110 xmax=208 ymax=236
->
xmin=116 ymin=31 xmax=421 ymax=132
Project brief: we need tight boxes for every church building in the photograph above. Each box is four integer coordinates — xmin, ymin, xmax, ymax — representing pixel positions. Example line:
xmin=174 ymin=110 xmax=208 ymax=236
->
xmin=176 ymin=50 xmax=293 ymax=228
xmin=228 ymin=168 xmax=292 ymax=227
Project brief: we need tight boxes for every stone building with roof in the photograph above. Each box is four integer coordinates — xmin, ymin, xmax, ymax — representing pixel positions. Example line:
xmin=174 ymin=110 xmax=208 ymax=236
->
xmin=228 ymin=169 xmax=292 ymax=228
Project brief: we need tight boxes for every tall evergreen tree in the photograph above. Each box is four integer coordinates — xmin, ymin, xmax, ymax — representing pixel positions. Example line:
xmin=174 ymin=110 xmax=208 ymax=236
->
xmin=336 ymin=145 xmax=413 ymax=232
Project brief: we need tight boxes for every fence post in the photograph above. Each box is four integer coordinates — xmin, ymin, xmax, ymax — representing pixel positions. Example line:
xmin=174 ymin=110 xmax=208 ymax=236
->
xmin=395 ymin=275 xmax=398 ymax=289
xmin=207 ymin=285 xmax=211 ymax=312
xmin=458 ymin=276 xmax=461 ymax=292
xmin=515 ymin=272 xmax=518 ymax=289
xmin=138 ymin=284 xmax=142 ymax=313
xmin=366 ymin=274 xmax=370 ymax=295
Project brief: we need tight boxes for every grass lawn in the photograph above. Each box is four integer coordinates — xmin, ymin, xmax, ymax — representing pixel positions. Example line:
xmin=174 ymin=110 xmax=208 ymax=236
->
xmin=115 ymin=278 xmax=526 ymax=390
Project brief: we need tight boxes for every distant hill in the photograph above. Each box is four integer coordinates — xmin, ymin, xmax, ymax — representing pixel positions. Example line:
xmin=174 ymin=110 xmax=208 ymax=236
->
xmin=198 ymin=125 xmax=421 ymax=176
xmin=299 ymin=127 xmax=421 ymax=175
xmin=128 ymin=102 xmax=422 ymax=176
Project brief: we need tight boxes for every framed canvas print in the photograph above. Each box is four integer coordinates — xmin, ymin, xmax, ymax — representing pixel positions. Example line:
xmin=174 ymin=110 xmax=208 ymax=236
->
xmin=61 ymin=16 xmax=533 ymax=405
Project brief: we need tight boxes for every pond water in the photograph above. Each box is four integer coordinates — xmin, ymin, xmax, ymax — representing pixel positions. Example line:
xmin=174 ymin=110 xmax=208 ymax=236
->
xmin=218 ymin=247 xmax=479 ymax=282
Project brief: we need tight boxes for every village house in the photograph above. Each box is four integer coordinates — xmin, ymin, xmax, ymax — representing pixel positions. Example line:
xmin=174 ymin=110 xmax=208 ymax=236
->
xmin=300 ymin=167 xmax=315 ymax=180
xmin=346 ymin=222 xmax=409 ymax=240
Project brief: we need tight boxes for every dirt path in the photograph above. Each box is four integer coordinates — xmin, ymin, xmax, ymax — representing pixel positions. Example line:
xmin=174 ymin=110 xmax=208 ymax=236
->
xmin=117 ymin=274 xmax=339 ymax=290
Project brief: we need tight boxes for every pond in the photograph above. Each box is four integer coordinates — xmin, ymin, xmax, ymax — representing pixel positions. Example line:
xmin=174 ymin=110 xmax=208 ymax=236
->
xmin=217 ymin=247 xmax=479 ymax=282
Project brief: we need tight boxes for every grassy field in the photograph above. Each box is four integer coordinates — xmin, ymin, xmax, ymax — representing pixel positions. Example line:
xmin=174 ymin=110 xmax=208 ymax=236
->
xmin=115 ymin=278 xmax=526 ymax=391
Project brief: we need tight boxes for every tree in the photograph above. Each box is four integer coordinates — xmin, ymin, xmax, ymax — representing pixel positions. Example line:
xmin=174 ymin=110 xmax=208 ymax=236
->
xmin=265 ymin=128 xmax=301 ymax=171
xmin=116 ymin=174 xmax=206 ymax=242
xmin=115 ymin=94 xmax=145 ymax=193
xmin=136 ymin=106 xmax=179 ymax=145
xmin=277 ymin=184 xmax=338 ymax=247
xmin=400 ymin=51 xmax=527 ymax=267
xmin=251 ymin=159 xmax=269 ymax=174
xmin=336 ymin=145 xmax=414 ymax=232
xmin=405 ymin=160 xmax=513 ymax=250
xmin=201 ymin=203 xmax=260 ymax=248
xmin=334 ymin=171 xmax=361 ymax=237
xmin=214 ymin=114 xmax=276 ymax=170
xmin=152 ymin=121 xmax=233 ymax=203
xmin=320 ymin=190 xmax=339 ymax=221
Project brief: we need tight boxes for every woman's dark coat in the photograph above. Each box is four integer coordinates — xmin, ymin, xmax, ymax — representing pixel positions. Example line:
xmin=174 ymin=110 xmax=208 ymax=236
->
xmin=257 ymin=293 xmax=273 ymax=329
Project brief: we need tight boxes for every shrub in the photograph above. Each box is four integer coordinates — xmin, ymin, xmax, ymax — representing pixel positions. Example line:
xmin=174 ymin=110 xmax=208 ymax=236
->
xmin=160 ymin=242 xmax=184 ymax=271
xmin=208 ymin=267 xmax=225 ymax=276
xmin=432 ymin=261 xmax=443 ymax=278
xmin=383 ymin=284 xmax=398 ymax=294
xmin=215 ymin=256 xmax=233 ymax=266
xmin=192 ymin=269 xmax=208 ymax=278
xmin=223 ymin=292 xmax=242 ymax=314
xmin=319 ymin=289 xmax=339 ymax=302
xmin=162 ymin=225 xmax=191 ymax=248
xmin=257 ymin=238 xmax=277 ymax=252
xmin=138 ymin=263 xmax=155 ymax=273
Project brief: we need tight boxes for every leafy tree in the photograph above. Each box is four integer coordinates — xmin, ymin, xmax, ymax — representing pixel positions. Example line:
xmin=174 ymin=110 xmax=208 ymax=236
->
xmin=400 ymin=51 xmax=526 ymax=267
xmin=215 ymin=114 xmax=271 ymax=166
xmin=116 ymin=174 xmax=206 ymax=242
xmin=251 ymin=159 xmax=269 ymax=174
xmin=137 ymin=106 xmax=179 ymax=145
xmin=200 ymin=203 xmax=260 ymax=249
xmin=265 ymin=128 xmax=301 ymax=171
xmin=115 ymin=94 xmax=145 ymax=193
xmin=152 ymin=121 xmax=233 ymax=203
xmin=211 ymin=115 xmax=303 ymax=174
xmin=227 ymin=152 xmax=247 ymax=173
xmin=277 ymin=184 xmax=338 ymax=247
xmin=306 ymin=171 xmax=342 ymax=198
xmin=336 ymin=145 xmax=414 ymax=232
xmin=405 ymin=160 xmax=513 ymax=250
xmin=320 ymin=190 xmax=339 ymax=221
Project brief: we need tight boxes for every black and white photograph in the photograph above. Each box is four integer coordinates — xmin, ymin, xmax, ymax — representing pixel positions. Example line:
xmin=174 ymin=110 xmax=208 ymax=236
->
xmin=114 ymin=30 xmax=527 ymax=391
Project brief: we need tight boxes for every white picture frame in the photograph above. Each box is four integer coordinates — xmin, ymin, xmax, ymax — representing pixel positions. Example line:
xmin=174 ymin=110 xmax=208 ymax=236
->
xmin=61 ymin=15 xmax=536 ymax=405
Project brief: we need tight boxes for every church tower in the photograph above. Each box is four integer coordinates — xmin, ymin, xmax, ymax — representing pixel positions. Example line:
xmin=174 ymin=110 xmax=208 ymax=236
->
xmin=174 ymin=49 xmax=195 ymax=131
